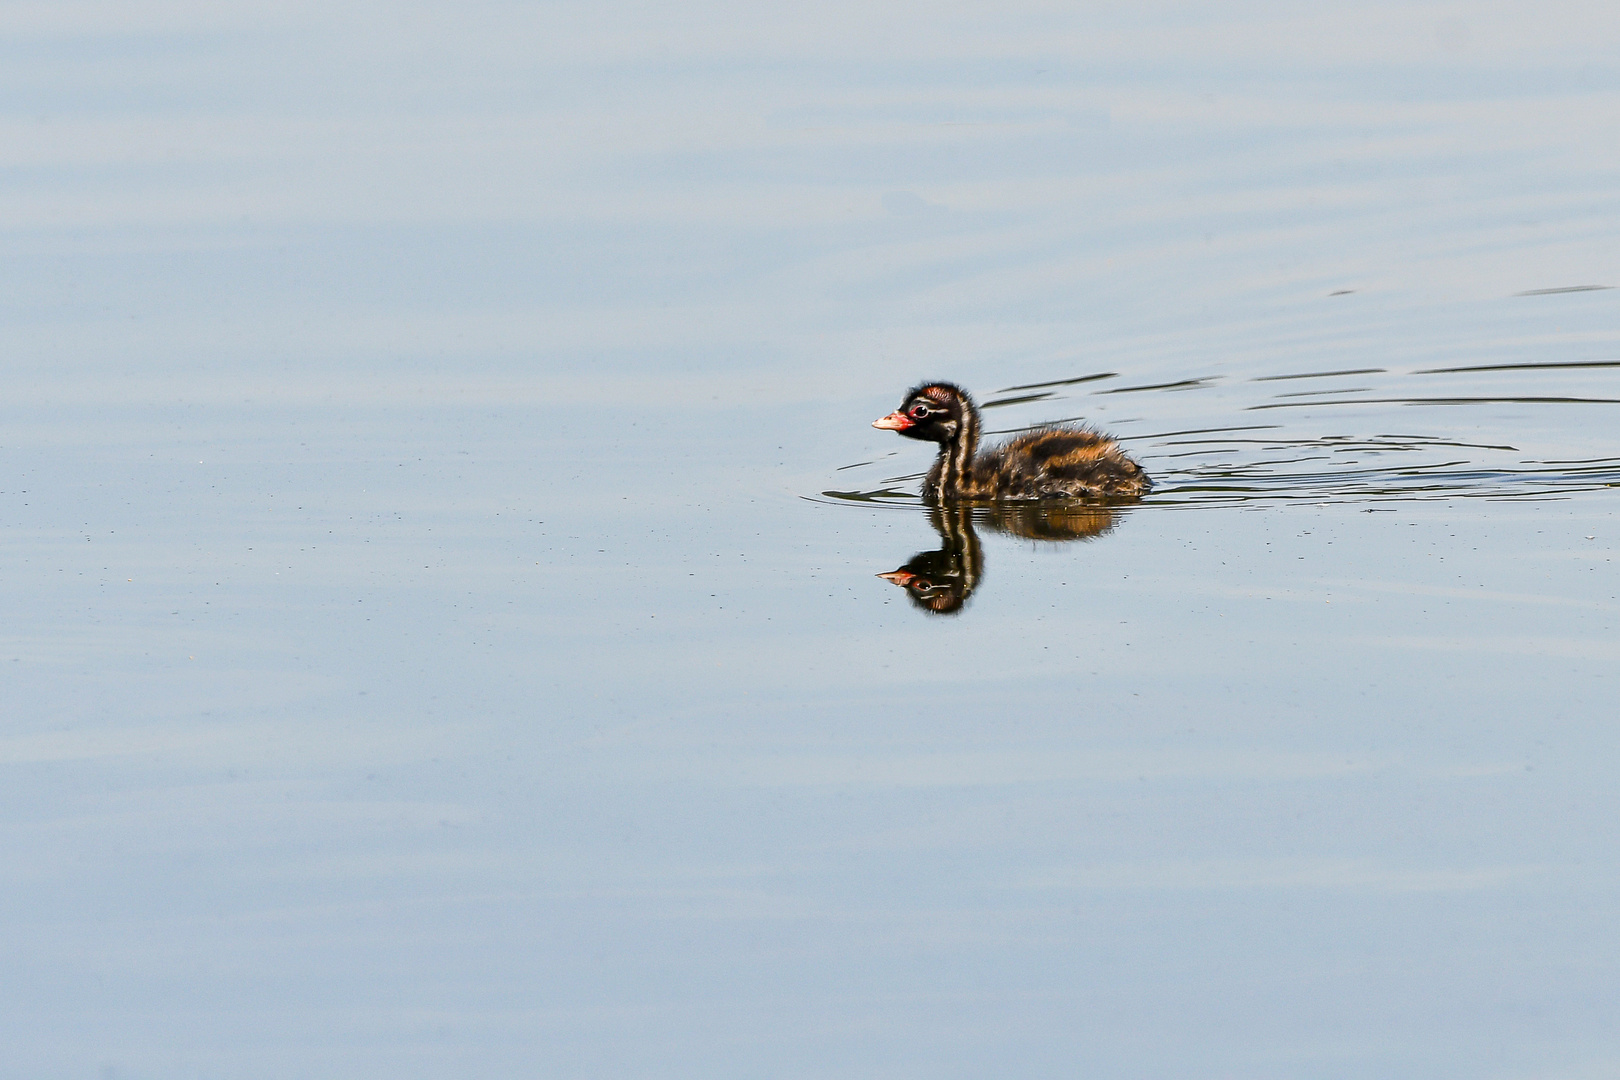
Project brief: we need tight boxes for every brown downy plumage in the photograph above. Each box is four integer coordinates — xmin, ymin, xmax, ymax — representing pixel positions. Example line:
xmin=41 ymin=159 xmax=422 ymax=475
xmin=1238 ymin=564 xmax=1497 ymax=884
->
xmin=872 ymin=381 xmax=1151 ymax=501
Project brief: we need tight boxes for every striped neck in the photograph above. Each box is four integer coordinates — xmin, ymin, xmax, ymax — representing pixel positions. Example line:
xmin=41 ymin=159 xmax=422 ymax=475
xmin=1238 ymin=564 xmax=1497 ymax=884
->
xmin=936 ymin=505 xmax=982 ymax=598
xmin=931 ymin=406 xmax=979 ymax=500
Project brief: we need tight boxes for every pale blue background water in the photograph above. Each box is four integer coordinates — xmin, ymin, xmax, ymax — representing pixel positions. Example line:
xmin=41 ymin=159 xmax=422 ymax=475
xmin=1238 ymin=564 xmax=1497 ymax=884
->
xmin=3 ymin=2 xmax=1620 ymax=1077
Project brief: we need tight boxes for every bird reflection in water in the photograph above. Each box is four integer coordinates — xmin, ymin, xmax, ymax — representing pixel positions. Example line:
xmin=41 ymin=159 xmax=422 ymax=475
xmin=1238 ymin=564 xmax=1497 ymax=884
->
xmin=878 ymin=503 xmax=1120 ymax=615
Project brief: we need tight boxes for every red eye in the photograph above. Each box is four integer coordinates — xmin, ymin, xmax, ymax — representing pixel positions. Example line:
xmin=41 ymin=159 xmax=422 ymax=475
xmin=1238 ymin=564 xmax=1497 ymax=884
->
xmin=909 ymin=405 xmax=930 ymax=419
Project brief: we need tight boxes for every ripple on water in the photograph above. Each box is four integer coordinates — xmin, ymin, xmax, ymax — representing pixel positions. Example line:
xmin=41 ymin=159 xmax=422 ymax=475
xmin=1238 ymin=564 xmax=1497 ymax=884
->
xmin=828 ymin=359 xmax=1620 ymax=508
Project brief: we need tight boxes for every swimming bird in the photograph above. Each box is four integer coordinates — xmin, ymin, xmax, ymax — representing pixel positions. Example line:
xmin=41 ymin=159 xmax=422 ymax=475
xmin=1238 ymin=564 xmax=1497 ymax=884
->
xmin=872 ymin=382 xmax=1150 ymax=501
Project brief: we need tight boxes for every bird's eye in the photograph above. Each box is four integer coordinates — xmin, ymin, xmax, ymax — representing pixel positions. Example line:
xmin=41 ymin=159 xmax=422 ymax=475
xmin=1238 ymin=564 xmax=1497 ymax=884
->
xmin=909 ymin=405 xmax=930 ymax=419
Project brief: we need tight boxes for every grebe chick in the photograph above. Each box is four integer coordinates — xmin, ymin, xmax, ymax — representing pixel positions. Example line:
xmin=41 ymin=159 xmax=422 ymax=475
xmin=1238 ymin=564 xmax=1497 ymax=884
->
xmin=872 ymin=381 xmax=1150 ymax=501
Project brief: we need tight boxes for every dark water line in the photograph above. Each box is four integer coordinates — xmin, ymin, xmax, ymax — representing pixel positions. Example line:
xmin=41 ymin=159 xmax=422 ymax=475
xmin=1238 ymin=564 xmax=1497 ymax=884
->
xmin=1249 ymin=396 xmax=1620 ymax=410
xmin=1155 ymin=448 xmax=1255 ymax=459
xmin=1134 ymin=424 xmax=1281 ymax=439
xmin=1370 ymin=437 xmax=1521 ymax=451
xmin=1414 ymin=359 xmax=1620 ymax=374
xmin=1252 ymin=367 xmax=1386 ymax=381
xmin=1154 ymin=438 xmax=1297 ymax=447
xmin=1149 ymin=436 xmax=1517 ymax=452
xmin=997 ymin=372 xmax=1118 ymax=392
xmin=981 ymin=392 xmax=1056 ymax=409
xmin=1098 ymin=377 xmax=1217 ymax=394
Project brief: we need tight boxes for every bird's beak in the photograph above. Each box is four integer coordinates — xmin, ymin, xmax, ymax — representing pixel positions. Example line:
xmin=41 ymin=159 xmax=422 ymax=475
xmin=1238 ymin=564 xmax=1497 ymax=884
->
xmin=872 ymin=411 xmax=913 ymax=431
xmin=876 ymin=570 xmax=916 ymax=586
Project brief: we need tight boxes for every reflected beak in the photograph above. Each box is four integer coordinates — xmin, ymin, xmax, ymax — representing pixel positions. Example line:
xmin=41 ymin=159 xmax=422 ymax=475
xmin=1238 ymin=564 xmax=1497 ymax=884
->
xmin=876 ymin=570 xmax=916 ymax=587
xmin=872 ymin=411 xmax=913 ymax=431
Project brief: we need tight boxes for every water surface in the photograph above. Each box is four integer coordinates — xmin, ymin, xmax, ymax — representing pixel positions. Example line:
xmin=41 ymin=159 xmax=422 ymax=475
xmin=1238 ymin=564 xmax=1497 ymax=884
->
xmin=4 ymin=3 xmax=1620 ymax=1077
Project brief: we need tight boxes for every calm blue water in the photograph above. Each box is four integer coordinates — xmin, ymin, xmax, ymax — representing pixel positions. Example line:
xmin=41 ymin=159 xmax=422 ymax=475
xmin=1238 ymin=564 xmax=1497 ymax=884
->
xmin=4 ymin=4 xmax=1620 ymax=1077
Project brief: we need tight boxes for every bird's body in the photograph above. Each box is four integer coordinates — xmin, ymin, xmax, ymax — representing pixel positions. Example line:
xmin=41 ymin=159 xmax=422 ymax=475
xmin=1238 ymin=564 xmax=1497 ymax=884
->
xmin=873 ymin=382 xmax=1150 ymax=502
